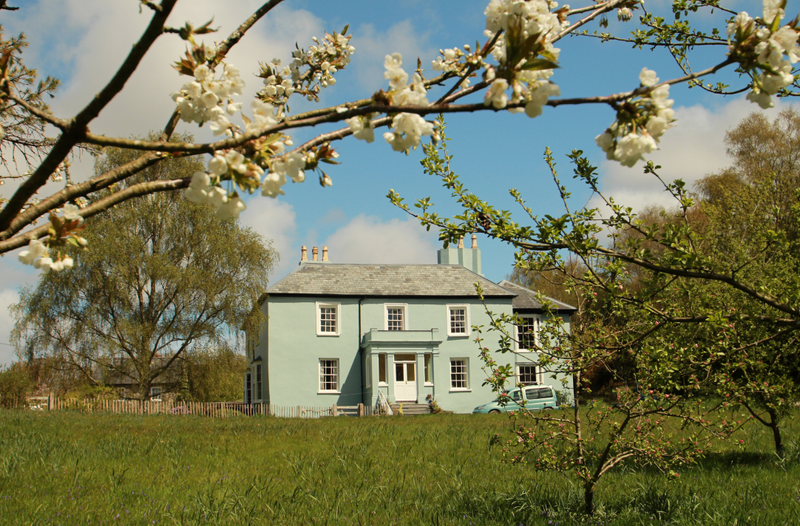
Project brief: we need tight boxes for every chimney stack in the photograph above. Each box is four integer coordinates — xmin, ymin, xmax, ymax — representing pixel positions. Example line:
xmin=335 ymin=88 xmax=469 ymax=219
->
xmin=458 ymin=236 xmax=464 ymax=248
xmin=471 ymin=234 xmax=478 ymax=249
xmin=312 ymin=246 xmax=319 ymax=261
xmin=301 ymin=246 xmax=307 ymax=262
xmin=322 ymin=246 xmax=329 ymax=261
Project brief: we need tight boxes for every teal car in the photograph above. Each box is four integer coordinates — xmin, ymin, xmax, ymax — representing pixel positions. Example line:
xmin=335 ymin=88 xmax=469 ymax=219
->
xmin=473 ymin=385 xmax=558 ymax=414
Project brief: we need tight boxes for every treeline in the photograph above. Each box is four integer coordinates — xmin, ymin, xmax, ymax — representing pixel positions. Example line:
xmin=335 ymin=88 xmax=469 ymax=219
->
xmin=0 ymin=346 xmax=248 ymax=406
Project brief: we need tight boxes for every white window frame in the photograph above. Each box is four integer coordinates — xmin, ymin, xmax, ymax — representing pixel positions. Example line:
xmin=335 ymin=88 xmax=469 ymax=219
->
xmin=318 ymin=358 xmax=340 ymax=393
xmin=316 ymin=302 xmax=340 ymax=336
xmin=446 ymin=304 xmax=470 ymax=337
xmin=449 ymin=358 xmax=470 ymax=391
xmin=256 ymin=363 xmax=262 ymax=400
xmin=424 ymin=353 xmax=433 ymax=386
xmin=378 ymin=353 xmax=388 ymax=385
xmin=384 ymin=303 xmax=408 ymax=331
xmin=516 ymin=315 xmax=540 ymax=351
xmin=150 ymin=386 xmax=163 ymax=400
xmin=516 ymin=363 xmax=540 ymax=386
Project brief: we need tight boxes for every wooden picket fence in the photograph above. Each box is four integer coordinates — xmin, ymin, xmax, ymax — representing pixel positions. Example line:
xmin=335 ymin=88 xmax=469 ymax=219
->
xmin=4 ymin=395 xmax=373 ymax=419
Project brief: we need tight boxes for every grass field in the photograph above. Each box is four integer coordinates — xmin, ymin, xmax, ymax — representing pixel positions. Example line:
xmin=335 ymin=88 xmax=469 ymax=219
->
xmin=0 ymin=408 xmax=799 ymax=525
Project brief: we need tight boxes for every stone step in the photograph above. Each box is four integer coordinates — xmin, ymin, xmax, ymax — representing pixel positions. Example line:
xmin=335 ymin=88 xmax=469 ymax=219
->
xmin=390 ymin=403 xmax=431 ymax=415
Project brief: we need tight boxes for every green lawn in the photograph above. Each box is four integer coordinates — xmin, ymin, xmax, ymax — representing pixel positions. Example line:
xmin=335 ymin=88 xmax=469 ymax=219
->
xmin=0 ymin=409 xmax=798 ymax=525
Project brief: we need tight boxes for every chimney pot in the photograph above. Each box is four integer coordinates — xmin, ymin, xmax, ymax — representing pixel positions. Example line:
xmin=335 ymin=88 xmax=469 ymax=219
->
xmin=458 ymin=236 xmax=464 ymax=249
xmin=301 ymin=246 xmax=308 ymax=262
xmin=322 ymin=246 xmax=329 ymax=262
xmin=312 ymin=246 xmax=318 ymax=261
xmin=472 ymin=234 xmax=478 ymax=249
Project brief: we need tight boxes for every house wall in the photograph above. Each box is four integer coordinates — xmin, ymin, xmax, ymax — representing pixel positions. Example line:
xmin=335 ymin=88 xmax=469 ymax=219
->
xmin=259 ymin=296 xmax=364 ymax=408
xmin=252 ymin=296 xmax=574 ymax=413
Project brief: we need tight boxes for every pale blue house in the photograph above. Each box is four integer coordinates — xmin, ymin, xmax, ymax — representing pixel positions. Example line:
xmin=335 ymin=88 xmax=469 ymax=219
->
xmin=244 ymin=237 xmax=575 ymax=414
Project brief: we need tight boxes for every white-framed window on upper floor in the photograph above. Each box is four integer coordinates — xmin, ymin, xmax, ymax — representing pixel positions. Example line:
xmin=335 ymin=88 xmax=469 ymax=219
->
xmin=385 ymin=304 xmax=408 ymax=331
xmin=450 ymin=358 xmax=470 ymax=391
xmin=316 ymin=302 xmax=340 ymax=336
xmin=516 ymin=363 xmax=540 ymax=386
xmin=319 ymin=358 xmax=339 ymax=393
xmin=516 ymin=316 xmax=539 ymax=351
xmin=447 ymin=304 xmax=470 ymax=337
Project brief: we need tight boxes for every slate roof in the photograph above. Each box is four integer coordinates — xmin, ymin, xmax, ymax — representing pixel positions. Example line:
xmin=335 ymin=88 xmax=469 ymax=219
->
xmin=497 ymin=280 xmax=577 ymax=312
xmin=267 ymin=263 xmax=515 ymax=298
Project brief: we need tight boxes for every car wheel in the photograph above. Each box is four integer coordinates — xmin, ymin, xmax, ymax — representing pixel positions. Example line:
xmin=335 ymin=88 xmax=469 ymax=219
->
xmin=543 ymin=406 xmax=554 ymax=410
xmin=488 ymin=409 xmax=501 ymax=414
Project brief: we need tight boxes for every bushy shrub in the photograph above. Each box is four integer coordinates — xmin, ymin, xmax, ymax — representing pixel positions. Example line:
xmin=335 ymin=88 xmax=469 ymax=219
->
xmin=0 ymin=363 xmax=34 ymax=408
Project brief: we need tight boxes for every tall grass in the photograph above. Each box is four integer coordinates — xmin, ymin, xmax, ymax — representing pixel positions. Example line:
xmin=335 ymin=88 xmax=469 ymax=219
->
xmin=0 ymin=409 xmax=799 ymax=525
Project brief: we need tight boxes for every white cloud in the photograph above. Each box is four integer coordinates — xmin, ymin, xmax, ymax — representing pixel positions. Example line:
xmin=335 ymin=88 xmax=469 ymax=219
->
xmin=5 ymin=2 xmax=324 ymax=140
xmin=592 ymin=97 xmax=798 ymax=212
xmin=239 ymin=197 xmax=298 ymax=282
xmin=350 ymin=20 xmax=436 ymax=92
xmin=322 ymin=215 xmax=439 ymax=264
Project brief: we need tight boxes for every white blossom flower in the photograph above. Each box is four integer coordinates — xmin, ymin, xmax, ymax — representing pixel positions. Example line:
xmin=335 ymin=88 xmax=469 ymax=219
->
xmin=525 ymin=82 xmax=560 ymax=118
xmin=345 ymin=116 xmax=375 ymax=143
xmin=614 ymin=133 xmax=657 ymax=167
xmin=639 ymin=68 xmax=659 ymax=87
xmin=185 ymin=171 xmax=212 ymax=203
xmin=384 ymin=113 xmax=434 ymax=151
xmin=208 ymin=154 xmax=228 ymax=176
xmin=595 ymin=131 xmax=614 ymax=157
xmin=645 ymin=116 xmax=669 ymax=139
xmin=18 ymin=239 xmax=48 ymax=266
xmin=760 ymin=61 xmax=794 ymax=94
xmin=747 ymin=88 xmax=774 ymax=109
xmin=34 ymin=256 xmax=54 ymax=272
xmin=208 ymin=186 xmax=229 ymax=208
xmin=216 ymin=195 xmax=247 ymax=220
xmin=62 ymin=256 xmax=74 ymax=270
xmin=261 ymin=171 xmax=287 ymax=198
xmin=62 ymin=203 xmax=83 ymax=224
xmin=484 ymin=78 xmax=509 ymax=109
xmin=763 ymin=0 xmax=784 ymax=24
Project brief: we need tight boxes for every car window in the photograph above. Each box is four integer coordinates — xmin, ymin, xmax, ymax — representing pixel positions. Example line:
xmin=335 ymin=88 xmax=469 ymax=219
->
xmin=526 ymin=387 xmax=552 ymax=399
xmin=511 ymin=390 xmax=522 ymax=401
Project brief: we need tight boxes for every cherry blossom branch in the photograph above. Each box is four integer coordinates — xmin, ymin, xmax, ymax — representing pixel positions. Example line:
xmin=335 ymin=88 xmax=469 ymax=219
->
xmin=554 ymin=0 xmax=623 ymax=42
xmin=0 ymin=176 xmax=190 ymax=253
xmin=212 ymin=0 xmax=288 ymax=66
xmin=0 ymin=0 xmax=177 ymax=233
xmin=0 ymin=152 xmax=169 ymax=242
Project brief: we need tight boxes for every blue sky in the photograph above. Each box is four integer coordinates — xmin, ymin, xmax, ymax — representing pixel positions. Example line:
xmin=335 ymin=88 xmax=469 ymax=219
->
xmin=1 ymin=0 xmax=796 ymax=365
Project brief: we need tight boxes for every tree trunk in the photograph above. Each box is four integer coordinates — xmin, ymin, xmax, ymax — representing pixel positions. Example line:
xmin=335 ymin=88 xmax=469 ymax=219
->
xmin=767 ymin=407 xmax=785 ymax=458
xmin=584 ymin=483 xmax=595 ymax=515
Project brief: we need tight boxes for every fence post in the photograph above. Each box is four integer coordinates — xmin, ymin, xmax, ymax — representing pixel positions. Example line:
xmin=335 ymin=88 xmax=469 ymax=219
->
xmin=332 ymin=404 xmax=338 ymax=417
xmin=358 ymin=403 xmax=364 ymax=417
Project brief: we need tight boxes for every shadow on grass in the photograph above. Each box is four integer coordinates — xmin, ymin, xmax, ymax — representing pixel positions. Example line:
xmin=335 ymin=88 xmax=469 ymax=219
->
xmin=697 ymin=451 xmax=778 ymax=469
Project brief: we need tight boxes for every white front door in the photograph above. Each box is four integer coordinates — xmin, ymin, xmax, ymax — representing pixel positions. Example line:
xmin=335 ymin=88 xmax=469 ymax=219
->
xmin=394 ymin=354 xmax=417 ymax=402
